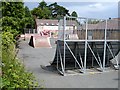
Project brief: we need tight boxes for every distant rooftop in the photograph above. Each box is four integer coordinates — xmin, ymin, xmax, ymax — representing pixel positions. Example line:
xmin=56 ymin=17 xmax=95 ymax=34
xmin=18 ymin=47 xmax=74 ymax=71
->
xmin=35 ymin=19 xmax=59 ymax=26
xmin=35 ymin=19 xmax=78 ymax=26
xmin=82 ymin=18 xmax=120 ymax=30
xmin=35 ymin=18 xmax=120 ymax=30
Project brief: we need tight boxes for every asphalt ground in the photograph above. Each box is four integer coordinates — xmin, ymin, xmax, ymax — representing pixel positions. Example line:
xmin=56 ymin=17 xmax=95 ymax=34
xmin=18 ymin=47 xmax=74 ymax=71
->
xmin=17 ymin=38 xmax=119 ymax=88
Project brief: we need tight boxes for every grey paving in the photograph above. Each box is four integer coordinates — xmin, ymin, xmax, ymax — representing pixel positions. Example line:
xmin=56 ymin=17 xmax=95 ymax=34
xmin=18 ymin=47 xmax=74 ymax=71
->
xmin=17 ymin=38 xmax=119 ymax=88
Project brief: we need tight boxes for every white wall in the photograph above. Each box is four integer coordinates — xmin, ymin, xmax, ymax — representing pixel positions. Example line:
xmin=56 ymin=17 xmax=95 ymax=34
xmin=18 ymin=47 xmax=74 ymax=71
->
xmin=37 ymin=26 xmax=58 ymax=33
xmin=37 ymin=25 xmax=77 ymax=38
xmin=37 ymin=25 xmax=77 ymax=32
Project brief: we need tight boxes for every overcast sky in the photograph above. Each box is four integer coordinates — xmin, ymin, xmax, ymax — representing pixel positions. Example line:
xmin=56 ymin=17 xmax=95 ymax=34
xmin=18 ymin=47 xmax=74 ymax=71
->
xmin=24 ymin=0 xmax=119 ymax=19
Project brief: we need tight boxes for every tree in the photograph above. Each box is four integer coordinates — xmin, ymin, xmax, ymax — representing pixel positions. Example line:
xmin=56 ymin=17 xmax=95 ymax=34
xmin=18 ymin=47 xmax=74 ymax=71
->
xmin=38 ymin=1 xmax=52 ymax=19
xmin=49 ymin=2 xmax=70 ymax=19
xmin=42 ymin=7 xmax=52 ymax=19
xmin=38 ymin=0 xmax=47 ymax=10
xmin=71 ymin=11 xmax=78 ymax=17
xmin=25 ymin=6 xmax=31 ymax=17
xmin=24 ymin=6 xmax=34 ymax=29
xmin=2 ymin=2 xmax=25 ymax=35
xmin=31 ymin=8 xmax=42 ymax=18
xmin=2 ymin=2 xmax=25 ymax=19
xmin=1 ymin=1 xmax=39 ymax=88
xmin=31 ymin=1 xmax=71 ymax=19
xmin=31 ymin=1 xmax=52 ymax=19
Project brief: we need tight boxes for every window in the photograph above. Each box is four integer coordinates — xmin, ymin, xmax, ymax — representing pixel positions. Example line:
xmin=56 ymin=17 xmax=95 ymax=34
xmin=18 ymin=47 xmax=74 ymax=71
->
xmin=88 ymin=30 xmax=93 ymax=40
xmin=46 ymin=23 xmax=49 ymax=25
xmin=52 ymin=23 xmax=54 ymax=26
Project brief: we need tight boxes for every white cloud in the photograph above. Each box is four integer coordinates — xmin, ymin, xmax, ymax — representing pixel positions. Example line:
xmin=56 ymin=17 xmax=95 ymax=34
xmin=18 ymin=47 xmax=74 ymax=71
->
xmin=65 ymin=2 xmax=118 ymax=19
xmin=88 ymin=3 xmax=107 ymax=12
xmin=89 ymin=3 xmax=103 ymax=8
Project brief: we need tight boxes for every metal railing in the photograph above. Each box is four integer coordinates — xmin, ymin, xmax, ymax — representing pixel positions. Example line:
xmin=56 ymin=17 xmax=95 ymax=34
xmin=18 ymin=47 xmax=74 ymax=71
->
xmin=55 ymin=16 xmax=119 ymax=76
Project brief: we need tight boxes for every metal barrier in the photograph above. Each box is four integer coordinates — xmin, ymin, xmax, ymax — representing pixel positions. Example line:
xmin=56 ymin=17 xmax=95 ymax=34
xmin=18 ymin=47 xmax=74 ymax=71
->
xmin=51 ymin=16 xmax=120 ymax=76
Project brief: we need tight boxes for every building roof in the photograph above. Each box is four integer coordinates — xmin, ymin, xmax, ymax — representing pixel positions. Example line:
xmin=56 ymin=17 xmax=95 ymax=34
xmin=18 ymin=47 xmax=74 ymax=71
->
xmin=35 ymin=19 xmax=78 ymax=26
xmin=36 ymin=19 xmax=59 ymax=26
xmin=82 ymin=18 xmax=120 ymax=30
xmin=36 ymin=18 xmax=120 ymax=30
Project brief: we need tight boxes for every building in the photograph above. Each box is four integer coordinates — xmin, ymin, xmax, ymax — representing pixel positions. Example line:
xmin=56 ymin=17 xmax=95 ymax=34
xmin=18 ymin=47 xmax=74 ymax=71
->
xmin=78 ymin=18 xmax=120 ymax=40
xmin=35 ymin=19 xmax=78 ymax=37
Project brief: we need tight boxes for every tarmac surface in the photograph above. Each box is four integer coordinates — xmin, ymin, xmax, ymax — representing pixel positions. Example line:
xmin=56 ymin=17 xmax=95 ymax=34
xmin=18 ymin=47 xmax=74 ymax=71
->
xmin=17 ymin=38 xmax=119 ymax=88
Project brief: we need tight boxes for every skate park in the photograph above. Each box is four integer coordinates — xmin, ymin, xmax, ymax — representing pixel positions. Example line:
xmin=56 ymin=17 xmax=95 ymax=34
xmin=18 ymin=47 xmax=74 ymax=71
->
xmin=18 ymin=16 xmax=120 ymax=88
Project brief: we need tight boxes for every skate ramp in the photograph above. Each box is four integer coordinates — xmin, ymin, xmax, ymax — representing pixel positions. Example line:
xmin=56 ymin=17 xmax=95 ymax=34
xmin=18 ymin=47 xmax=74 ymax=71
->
xmin=29 ymin=35 xmax=51 ymax=48
xmin=51 ymin=40 xmax=120 ymax=69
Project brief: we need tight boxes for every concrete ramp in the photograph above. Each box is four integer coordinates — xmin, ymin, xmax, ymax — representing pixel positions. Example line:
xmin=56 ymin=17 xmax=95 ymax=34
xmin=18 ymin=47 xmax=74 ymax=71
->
xmin=52 ymin=41 xmax=120 ymax=65
xmin=29 ymin=35 xmax=51 ymax=48
xmin=51 ymin=40 xmax=120 ymax=74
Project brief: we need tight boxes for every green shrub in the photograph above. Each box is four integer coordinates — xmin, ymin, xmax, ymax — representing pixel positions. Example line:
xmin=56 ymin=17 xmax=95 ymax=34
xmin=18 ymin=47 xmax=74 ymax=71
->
xmin=1 ymin=32 xmax=38 ymax=89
